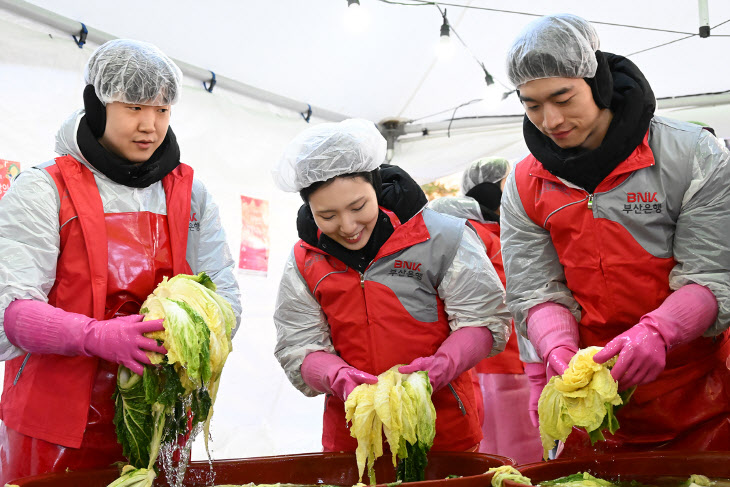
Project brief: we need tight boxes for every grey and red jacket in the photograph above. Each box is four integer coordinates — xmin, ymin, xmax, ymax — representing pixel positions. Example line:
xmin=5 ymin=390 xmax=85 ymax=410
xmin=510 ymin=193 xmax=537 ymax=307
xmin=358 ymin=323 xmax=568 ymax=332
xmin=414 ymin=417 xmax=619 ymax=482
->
xmin=429 ymin=196 xmax=528 ymax=373
xmin=273 ymin=206 xmax=510 ymax=451
xmin=501 ymin=116 xmax=730 ymax=448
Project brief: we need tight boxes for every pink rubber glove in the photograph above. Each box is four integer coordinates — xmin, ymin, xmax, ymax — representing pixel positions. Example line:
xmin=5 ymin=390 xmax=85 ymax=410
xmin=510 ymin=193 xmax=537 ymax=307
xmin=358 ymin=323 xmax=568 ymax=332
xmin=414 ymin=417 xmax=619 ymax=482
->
xmin=301 ymin=350 xmax=378 ymax=402
xmin=593 ymin=284 xmax=718 ymax=391
xmin=527 ymin=302 xmax=580 ymax=379
xmin=4 ymin=299 xmax=166 ymax=376
xmin=524 ymin=362 xmax=547 ymax=428
xmin=398 ymin=326 xmax=494 ymax=392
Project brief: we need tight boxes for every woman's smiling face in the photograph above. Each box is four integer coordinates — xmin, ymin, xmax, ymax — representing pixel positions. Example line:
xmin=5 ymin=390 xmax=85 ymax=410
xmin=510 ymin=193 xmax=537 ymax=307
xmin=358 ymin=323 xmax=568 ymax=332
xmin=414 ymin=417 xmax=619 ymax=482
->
xmin=308 ymin=176 xmax=380 ymax=250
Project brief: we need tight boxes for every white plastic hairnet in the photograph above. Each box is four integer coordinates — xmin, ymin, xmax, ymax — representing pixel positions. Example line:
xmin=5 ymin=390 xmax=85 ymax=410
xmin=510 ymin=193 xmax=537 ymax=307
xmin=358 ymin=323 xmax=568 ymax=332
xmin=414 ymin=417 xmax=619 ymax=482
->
xmin=273 ymin=118 xmax=386 ymax=192
xmin=461 ymin=156 xmax=511 ymax=194
xmin=85 ymin=39 xmax=183 ymax=106
xmin=506 ymin=13 xmax=600 ymax=88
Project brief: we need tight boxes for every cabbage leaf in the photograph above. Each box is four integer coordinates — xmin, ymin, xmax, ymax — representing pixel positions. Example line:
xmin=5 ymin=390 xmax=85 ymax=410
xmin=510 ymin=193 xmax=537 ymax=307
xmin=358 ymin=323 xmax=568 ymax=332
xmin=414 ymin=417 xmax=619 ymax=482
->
xmin=110 ymin=272 xmax=235 ymax=487
xmin=345 ymin=366 xmax=436 ymax=485
xmin=537 ymin=347 xmax=634 ymax=460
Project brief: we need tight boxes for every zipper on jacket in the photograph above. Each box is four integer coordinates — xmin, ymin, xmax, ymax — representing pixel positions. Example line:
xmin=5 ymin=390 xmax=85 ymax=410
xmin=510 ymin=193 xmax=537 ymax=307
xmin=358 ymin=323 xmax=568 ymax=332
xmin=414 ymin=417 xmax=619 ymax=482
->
xmin=587 ymin=194 xmax=594 ymax=209
xmin=359 ymin=270 xmax=378 ymax=370
xmin=13 ymin=353 xmax=31 ymax=385
xmin=448 ymin=384 xmax=467 ymax=416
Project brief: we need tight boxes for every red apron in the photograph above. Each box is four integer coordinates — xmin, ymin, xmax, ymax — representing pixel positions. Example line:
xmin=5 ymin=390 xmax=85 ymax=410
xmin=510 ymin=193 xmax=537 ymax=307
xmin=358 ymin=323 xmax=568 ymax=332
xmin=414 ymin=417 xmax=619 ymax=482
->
xmin=513 ymin=140 xmax=730 ymax=456
xmin=0 ymin=157 xmax=193 ymax=483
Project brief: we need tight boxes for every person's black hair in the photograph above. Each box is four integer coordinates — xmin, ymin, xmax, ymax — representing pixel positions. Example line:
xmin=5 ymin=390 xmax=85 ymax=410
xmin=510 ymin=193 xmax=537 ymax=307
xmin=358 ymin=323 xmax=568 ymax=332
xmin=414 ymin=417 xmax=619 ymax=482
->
xmin=299 ymin=168 xmax=381 ymax=204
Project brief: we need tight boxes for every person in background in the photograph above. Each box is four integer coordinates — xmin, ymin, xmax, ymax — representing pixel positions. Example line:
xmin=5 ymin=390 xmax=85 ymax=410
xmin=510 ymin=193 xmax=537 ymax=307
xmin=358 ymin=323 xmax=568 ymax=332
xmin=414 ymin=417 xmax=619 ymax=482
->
xmin=501 ymin=13 xmax=730 ymax=456
xmin=0 ymin=39 xmax=241 ymax=482
xmin=429 ymin=156 xmax=542 ymax=464
xmin=272 ymin=119 xmax=510 ymax=453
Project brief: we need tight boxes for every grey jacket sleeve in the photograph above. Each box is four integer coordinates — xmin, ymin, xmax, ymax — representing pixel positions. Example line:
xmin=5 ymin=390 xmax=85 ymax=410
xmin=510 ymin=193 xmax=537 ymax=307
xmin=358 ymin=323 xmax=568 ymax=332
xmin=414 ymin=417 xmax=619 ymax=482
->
xmin=273 ymin=249 xmax=335 ymax=397
xmin=437 ymin=225 xmax=511 ymax=357
xmin=500 ymin=169 xmax=581 ymax=338
xmin=190 ymin=179 xmax=242 ymax=336
xmin=0 ymin=169 xmax=60 ymax=361
xmin=669 ymin=131 xmax=730 ymax=335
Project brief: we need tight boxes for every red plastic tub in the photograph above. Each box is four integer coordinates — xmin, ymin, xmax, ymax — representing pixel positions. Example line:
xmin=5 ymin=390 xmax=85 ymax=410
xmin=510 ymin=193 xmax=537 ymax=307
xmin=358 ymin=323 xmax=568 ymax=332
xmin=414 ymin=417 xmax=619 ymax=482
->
xmin=505 ymin=451 xmax=730 ymax=487
xmin=8 ymin=451 xmax=514 ymax=487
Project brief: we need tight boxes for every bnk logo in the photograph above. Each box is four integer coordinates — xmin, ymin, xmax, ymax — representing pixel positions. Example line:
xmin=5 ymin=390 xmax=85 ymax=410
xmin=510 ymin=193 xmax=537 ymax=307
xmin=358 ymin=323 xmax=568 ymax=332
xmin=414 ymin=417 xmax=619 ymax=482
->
xmin=394 ymin=260 xmax=422 ymax=271
xmin=627 ymin=192 xmax=658 ymax=203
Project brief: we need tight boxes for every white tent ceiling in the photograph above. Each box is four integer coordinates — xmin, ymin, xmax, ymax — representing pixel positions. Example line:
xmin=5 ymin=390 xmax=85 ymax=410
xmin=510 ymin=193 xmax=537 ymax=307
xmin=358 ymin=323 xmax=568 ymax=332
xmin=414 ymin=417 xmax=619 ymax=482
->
xmin=12 ymin=0 xmax=730 ymax=123
xmin=7 ymin=0 xmax=730 ymax=182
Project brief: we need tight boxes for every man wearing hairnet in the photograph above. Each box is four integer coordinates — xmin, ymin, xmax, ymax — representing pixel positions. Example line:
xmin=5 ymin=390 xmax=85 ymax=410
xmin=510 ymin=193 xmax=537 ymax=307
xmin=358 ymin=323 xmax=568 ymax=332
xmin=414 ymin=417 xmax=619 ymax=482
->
xmin=272 ymin=119 xmax=510 ymax=453
xmin=501 ymin=14 xmax=730 ymax=456
xmin=429 ymin=157 xmax=542 ymax=464
xmin=0 ymin=40 xmax=241 ymax=480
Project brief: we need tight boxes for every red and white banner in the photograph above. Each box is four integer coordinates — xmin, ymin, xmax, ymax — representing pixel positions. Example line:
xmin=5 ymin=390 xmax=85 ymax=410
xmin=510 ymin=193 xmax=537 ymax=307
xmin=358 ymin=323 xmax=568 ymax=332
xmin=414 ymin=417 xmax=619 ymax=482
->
xmin=239 ymin=195 xmax=270 ymax=276
xmin=0 ymin=159 xmax=21 ymax=201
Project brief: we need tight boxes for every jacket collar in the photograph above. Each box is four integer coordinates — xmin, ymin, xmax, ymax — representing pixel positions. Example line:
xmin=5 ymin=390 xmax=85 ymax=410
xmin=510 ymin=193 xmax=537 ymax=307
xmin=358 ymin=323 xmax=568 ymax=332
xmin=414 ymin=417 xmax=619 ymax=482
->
xmin=529 ymin=130 xmax=655 ymax=191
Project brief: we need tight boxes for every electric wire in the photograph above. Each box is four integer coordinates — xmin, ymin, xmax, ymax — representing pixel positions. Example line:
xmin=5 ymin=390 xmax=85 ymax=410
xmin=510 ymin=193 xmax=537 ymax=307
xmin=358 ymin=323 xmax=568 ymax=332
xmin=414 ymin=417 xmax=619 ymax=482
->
xmin=446 ymin=98 xmax=482 ymax=137
xmin=433 ymin=4 xmax=510 ymax=90
xmin=628 ymin=18 xmax=730 ymax=56
xmin=375 ymin=0 xmax=730 ymax=130
xmin=374 ymin=0 xmax=707 ymax=35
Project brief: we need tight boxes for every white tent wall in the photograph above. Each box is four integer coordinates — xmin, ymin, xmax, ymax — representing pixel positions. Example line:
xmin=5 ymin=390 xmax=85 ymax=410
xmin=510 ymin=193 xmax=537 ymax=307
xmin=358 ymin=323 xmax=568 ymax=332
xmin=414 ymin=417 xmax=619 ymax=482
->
xmin=394 ymin=123 xmax=527 ymax=185
xmin=0 ymin=12 xmax=327 ymax=459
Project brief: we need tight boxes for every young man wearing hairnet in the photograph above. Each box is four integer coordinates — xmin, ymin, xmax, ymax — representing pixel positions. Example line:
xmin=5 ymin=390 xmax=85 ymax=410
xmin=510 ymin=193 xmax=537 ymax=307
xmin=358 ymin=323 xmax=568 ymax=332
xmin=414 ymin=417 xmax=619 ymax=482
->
xmin=272 ymin=119 xmax=510 ymax=453
xmin=429 ymin=157 xmax=542 ymax=464
xmin=501 ymin=13 xmax=730 ymax=456
xmin=0 ymin=40 xmax=241 ymax=480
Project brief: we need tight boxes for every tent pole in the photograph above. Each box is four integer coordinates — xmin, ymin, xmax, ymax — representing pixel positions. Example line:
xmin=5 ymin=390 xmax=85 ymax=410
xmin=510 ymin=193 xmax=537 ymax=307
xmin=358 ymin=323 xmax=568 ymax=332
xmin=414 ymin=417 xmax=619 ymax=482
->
xmin=401 ymin=90 xmax=730 ymax=136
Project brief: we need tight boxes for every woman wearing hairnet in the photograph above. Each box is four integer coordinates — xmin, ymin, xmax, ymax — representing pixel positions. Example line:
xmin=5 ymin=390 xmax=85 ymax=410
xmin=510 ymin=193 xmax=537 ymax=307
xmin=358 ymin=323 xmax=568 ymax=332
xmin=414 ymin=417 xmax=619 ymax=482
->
xmin=0 ymin=40 xmax=241 ymax=481
xmin=429 ymin=157 xmax=542 ymax=464
xmin=501 ymin=14 xmax=730 ymax=456
xmin=272 ymin=119 xmax=510 ymax=453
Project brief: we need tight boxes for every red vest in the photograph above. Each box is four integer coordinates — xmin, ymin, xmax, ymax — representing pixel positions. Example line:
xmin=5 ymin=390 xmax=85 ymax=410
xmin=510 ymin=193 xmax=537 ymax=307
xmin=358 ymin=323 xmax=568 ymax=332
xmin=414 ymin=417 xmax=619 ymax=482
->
xmin=294 ymin=211 xmax=481 ymax=452
xmin=468 ymin=221 xmax=523 ymax=375
xmin=514 ymin=135 xmax=730 ymax=452
xmin=0 ymin=156 xmax=193 ymax=448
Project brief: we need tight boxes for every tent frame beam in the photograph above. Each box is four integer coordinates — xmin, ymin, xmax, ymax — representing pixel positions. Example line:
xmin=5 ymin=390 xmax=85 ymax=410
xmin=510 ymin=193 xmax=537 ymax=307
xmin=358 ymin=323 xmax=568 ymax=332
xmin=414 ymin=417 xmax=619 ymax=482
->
xmin=0 ymin=0 xmax=350 ymax=123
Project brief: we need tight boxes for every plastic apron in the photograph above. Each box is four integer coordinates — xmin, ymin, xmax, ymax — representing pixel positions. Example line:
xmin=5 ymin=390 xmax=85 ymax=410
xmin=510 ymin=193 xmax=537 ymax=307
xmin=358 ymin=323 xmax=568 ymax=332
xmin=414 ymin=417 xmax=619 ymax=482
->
xmin=0 ymin=211 xmax=175 ymax=482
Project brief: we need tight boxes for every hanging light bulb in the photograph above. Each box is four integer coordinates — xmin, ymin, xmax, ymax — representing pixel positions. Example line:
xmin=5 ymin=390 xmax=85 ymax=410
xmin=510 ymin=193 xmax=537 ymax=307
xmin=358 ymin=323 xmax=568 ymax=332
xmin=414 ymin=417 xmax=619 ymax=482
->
xmin=436 ymin=9 xmax=454 ymax=59
xmin=344 ymin=0 xmax=368 ymax=33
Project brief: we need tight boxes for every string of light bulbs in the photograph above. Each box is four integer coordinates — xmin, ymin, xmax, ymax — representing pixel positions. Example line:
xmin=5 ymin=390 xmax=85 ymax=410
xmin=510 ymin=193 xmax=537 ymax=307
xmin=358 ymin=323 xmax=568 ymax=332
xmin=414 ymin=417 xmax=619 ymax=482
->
xmin=373 ymin=0 xmax=730 ymax=36
xmin=345 ymin=0 xmax=730 ymax=130
xmin=345 ymin=0 xmax=507 ymax=97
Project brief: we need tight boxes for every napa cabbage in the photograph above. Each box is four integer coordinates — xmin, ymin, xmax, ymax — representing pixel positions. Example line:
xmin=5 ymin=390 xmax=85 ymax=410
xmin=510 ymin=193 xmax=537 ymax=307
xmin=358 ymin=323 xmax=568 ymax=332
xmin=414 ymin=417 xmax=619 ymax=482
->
xmin=488 ymin=465 xmax=532 ymax=487
xmin=345 ymin=367 xmax=436 ymax=485
xmin=537 ymin=347 xmax=634 ymax=460
xmin=108 ymin=272 xmax=236 ymax=487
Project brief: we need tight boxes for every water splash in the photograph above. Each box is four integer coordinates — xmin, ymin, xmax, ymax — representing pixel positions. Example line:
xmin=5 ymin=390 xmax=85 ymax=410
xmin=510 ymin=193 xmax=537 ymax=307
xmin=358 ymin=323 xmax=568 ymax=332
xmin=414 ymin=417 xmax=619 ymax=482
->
xmin=157 ymin=393 xmax=217 ymax=487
